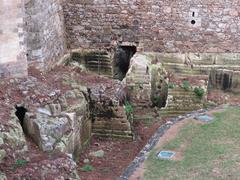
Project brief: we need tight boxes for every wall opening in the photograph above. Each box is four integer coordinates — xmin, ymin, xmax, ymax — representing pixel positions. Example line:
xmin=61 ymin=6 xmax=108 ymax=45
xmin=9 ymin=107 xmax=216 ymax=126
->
xmin=151 ymin=81 xmax=168 ymax=108
xmin=15 ymin=105 xmax=27 ymax=129
xmin=222 ymin=73 xmax=232 ymax=90
xmin=113 ymin=45 xmax=137 ymax=81
xmin=191 ymin=20 xmax=196 ymax=25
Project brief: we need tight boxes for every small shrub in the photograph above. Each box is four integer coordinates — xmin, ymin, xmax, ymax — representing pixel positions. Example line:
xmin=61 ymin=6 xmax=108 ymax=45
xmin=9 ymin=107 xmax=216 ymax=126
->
xmin=194 ymin=87 xmax=205 ymax=99
xmin=182 ymin=80 xmax=190 ymax=91
xmin=124 ymin=101 xmax=133 ymax=117
xmin=15 ymin=159 xmax=28 ymax=167
xmin=168 ymin=83 xmax=176 ymax=89
xmin=12 ymin=159 xmax=28 ymax=170
xmin=81 ymin=165 xmax=94 ymax=172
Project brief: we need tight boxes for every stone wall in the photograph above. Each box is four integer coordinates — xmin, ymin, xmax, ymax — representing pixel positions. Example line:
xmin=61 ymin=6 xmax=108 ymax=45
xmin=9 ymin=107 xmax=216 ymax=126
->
xmin=209 ymin=69 xmax=240 ymax=93
xmin=0 ymin=0 xmax=27 ymax=78
xmin=63 ymin=0 xmax=240 ymax=53
xmin=24 ymin=0 xmax=66 ymax=69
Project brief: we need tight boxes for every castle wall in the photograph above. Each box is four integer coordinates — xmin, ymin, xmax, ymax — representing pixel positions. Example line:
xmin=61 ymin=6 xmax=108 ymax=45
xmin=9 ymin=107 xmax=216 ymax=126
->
xmin=24 ymin=0 xmax=66 ymax=69
xmin=0 ymin=0 xmax=27 ymax=78
xmin=63 ymin=0 xmax=240 ymax=53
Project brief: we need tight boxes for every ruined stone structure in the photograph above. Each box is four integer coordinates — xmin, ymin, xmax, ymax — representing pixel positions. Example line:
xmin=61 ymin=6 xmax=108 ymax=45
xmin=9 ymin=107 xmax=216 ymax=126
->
xmin=1 ymin=1 xmax=240 ymax=178
xmin=1 ymin=0 xmax=240 ymax=150
xmin=1 ymin=0 xmax=240 ymax=77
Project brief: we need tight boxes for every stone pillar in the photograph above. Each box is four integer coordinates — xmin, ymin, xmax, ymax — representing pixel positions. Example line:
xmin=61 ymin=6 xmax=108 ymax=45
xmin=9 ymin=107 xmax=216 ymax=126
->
xmin=0 ymin=0 xmax=27 ymax=78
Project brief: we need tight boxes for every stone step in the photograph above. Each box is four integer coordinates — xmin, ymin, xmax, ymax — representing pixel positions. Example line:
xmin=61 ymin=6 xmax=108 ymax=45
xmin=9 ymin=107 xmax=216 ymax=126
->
xmin=167 ymin=100 xmax=203 ymax=105
xmin=159 ymin=110 xmax=198 ymax=117
xmin=133 ymin=115 xmax=153 ymax=121
xmin=168 ymin=91 xmax=196 ymax=96
xmin=161 ymin=106 xmax=202 ymax=111
xmin=163 ymin=64 xmax=210 ymax=75
xmin=93 ymin=123 xmax=130 ymax=130
xmin=173 ymin=74 xmax=209 ymax=79
xmin=93 ymin=132 xmax=133 ymax=139
xmin=169 ymin=87 xmax=198 ymax=93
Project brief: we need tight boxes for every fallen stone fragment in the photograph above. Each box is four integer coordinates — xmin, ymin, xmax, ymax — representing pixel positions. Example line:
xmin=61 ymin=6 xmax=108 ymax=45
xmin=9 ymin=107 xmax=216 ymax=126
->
xmin=0 ymin=149 xmax=6 ymax=162
xmin=90 ymin=150 xmax=105 ymax=158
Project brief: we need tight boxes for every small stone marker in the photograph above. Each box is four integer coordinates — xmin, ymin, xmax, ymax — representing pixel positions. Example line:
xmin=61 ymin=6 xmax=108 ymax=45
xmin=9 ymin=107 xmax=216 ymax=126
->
xmin=157 ymin=151 xmax=175 ymax=159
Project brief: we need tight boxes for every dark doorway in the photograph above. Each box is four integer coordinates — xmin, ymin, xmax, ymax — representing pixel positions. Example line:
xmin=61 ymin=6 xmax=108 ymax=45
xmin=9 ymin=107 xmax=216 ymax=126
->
xmin=113 ymin=45 xmax=136 ymax=80
xmin=222 ymin=73 xmax=232 ymax=90
xmin=15 ymin=105 xmax=27 ymax=128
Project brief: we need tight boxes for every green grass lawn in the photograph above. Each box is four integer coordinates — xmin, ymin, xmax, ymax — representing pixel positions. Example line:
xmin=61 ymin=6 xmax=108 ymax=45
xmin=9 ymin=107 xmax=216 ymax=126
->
xmin=144 ymin=107 xmax=240 ymax=180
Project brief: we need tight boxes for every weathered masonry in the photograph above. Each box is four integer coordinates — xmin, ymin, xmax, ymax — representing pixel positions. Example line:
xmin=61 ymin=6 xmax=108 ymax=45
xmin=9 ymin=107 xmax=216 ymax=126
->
xmin=63 ymin=0 xmax=240 ymax=52
xmin=0 ymin=0 xmax=27 ymax=78
xmin=1 ymin=0 xmax=240 ymax=78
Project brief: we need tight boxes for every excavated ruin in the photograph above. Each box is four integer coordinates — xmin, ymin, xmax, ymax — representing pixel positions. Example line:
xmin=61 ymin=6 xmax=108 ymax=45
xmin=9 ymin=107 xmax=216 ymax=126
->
xmin=1 ymin=0 xmax=240 ymax=179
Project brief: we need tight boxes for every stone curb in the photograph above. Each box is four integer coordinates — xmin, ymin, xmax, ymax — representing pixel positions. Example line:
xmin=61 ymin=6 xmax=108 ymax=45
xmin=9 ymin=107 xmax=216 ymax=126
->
xmin=118 ymin=104 xmax=240 ymax=179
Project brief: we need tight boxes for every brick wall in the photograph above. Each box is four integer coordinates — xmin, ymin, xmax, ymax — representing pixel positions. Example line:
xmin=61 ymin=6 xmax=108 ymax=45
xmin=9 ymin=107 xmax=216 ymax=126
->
xmin=63 ymin=0 xmax=240 ymax=53
xmin=24 ymin=0 xmax=66 ymax=69
xmin=0 ymin=0 xmax=27 ymax=78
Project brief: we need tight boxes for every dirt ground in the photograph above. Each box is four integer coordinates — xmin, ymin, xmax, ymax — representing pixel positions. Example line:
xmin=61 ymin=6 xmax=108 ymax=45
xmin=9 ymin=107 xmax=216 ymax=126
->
xmin=77 ymin=117 xmax=164 ymax=180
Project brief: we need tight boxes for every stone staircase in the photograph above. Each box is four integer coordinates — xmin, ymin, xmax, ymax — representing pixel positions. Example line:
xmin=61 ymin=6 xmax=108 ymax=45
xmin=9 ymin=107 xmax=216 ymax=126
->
xmin=92 ymin=106 xmax=133 ymax=139
xmin=159 ymin=87 xmax=204 ymax=118
xmin=83 ymin=52 xmax=112 ymax=77
xmin=71 ymin=51 xmax=113 ymax=77
xmin=163 ymin=62 xmax=210 ymax=80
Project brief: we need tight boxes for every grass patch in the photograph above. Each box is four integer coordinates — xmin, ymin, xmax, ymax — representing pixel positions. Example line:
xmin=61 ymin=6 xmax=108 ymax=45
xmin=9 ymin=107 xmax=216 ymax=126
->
xmin=81 ymin=165 xmax=94 ymax=172
xmin=144 ymin=107 xmax=240 ymax=179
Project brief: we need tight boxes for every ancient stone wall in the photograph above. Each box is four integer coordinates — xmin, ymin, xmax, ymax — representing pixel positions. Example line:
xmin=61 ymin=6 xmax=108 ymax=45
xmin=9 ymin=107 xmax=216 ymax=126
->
xmin=63 ymin=0 xmax=240 ymax=53
xmin=24 ymin=0 xmax=66 ymax=69
xmin=0 ymin=0 xmax=27 ymax=78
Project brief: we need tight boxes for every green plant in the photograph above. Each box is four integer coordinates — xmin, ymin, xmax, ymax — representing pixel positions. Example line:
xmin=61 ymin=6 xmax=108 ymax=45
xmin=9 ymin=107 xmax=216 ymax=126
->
xmin=182 ymin=80 xmax=190 ymax=91
xmin=11 ymin=159 xmax=28 ymax=170
xmin=81 ymin=165 xmax=94 ymax=172
xmin=15 ymin=159 xmax=28 ymax=167
xmin=124 ymin=101 xmax=133 ymax=117
xmin=168 ymin=83 xmax=176 ymax=89
xmin=194 ymin=87 xmax=205 ymax=99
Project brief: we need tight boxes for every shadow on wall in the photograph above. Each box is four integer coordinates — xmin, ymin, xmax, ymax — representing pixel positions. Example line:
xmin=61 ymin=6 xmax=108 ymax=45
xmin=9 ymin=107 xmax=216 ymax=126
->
xmin=113 ymin=46 xmax=136 ymax=81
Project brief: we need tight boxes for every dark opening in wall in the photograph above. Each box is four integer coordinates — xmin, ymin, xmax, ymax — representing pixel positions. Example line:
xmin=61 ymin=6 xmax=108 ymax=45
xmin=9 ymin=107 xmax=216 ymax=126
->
xmin=151 ymin=80 xmax=168 ymax=108
xmin=113 ymin=45 xmax=137 ymax=81
xmin=15 ymin=105 xmax=27 ymax=129
xmin=191 ymin=20 xmax=196 ymax=25
xmin=222 ymin=73 xmax=232 ymax=90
